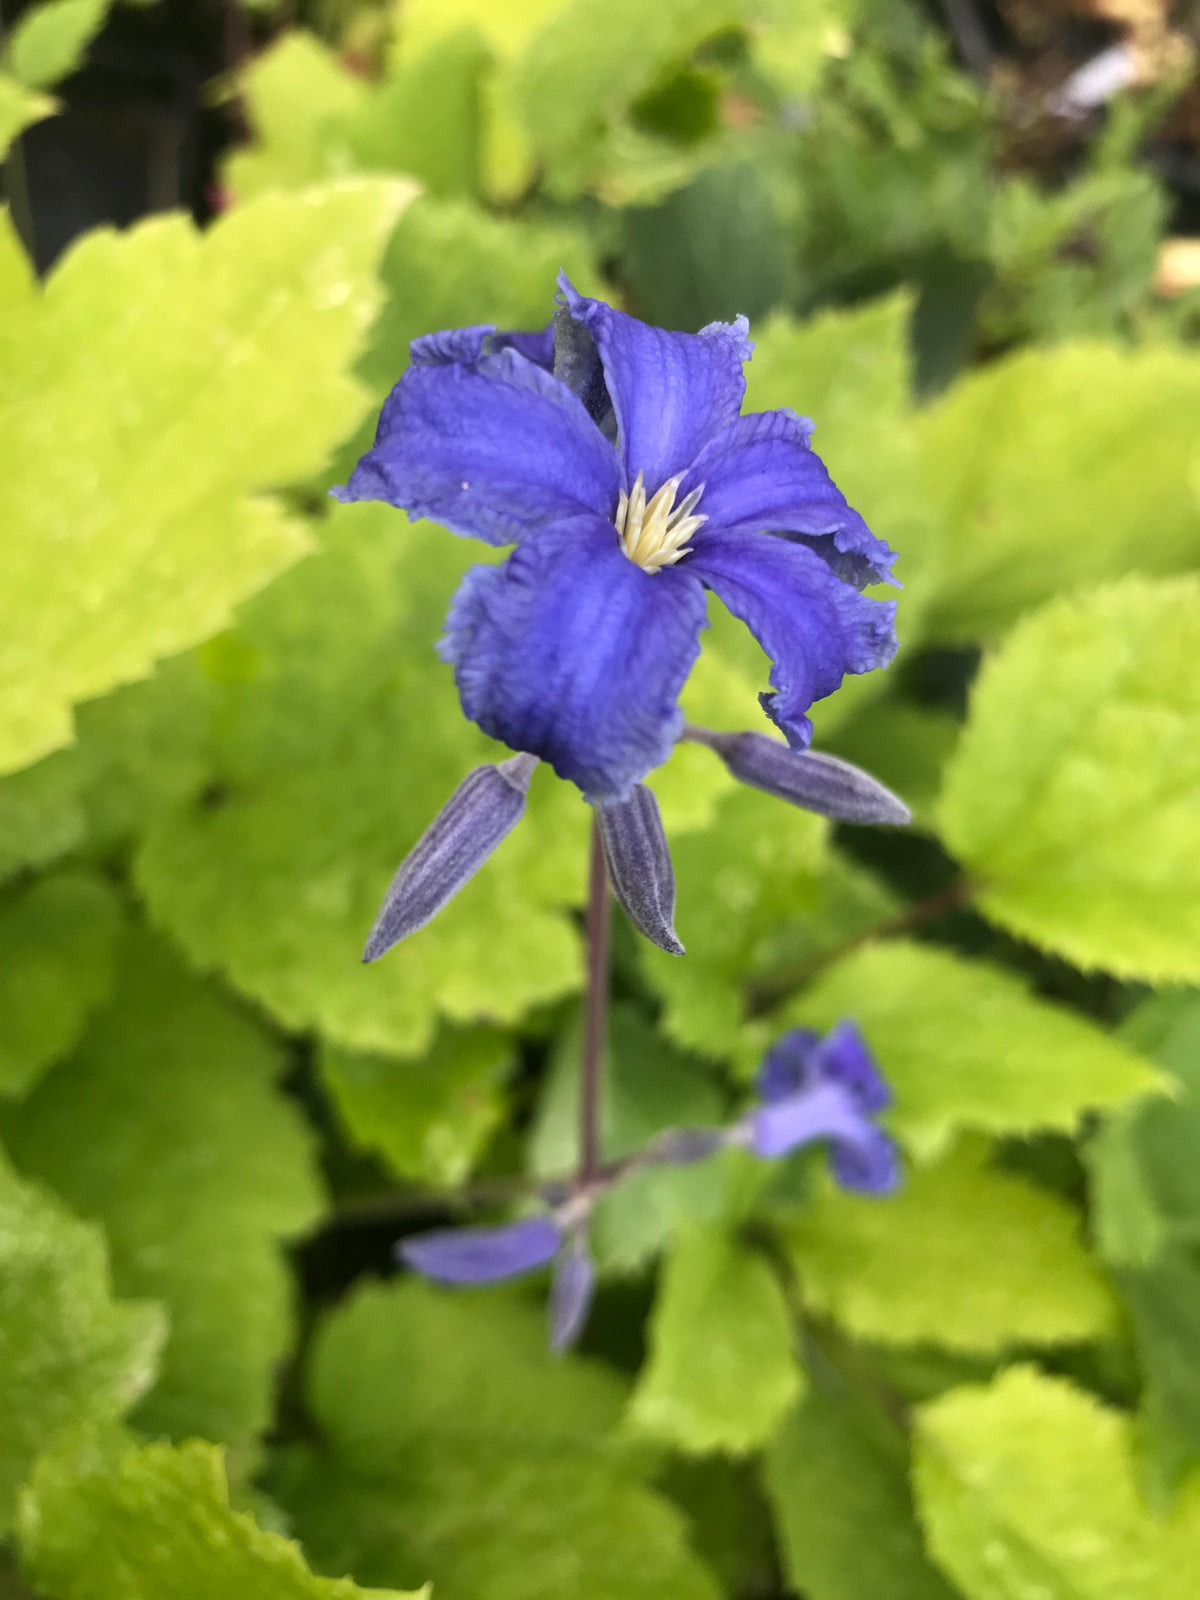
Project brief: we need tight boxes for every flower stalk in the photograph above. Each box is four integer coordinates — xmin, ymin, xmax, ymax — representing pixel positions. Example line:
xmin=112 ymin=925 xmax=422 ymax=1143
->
xmin=579 ymin=814 xmax=612 ymax=1183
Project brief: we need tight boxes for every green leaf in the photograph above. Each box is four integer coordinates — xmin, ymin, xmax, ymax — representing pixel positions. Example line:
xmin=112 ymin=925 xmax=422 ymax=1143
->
xmin=0 ymin=748 xmax=84 ymax=883
xmin=1118 ymin=1246 xmax=1200 ymax=1488
xmin=0 ymin=869 xmax=122 ymax=1098
xmin=6 ymin=0 xmax=108 ymax=88
xmin=1087 ymin=991 xmax=1200 ymax=1268
xmin=319 ymin=1023 xmax=514 ymax=1186
xmin=914 ymin=1365 xmax=1200 ymax=1600
xmin=636 ymin=783 xmax=829 ymax=1067
xmin=918 ymin=349 xmax=1200 ymax=643
xmin=1085 ymin=993 xmax=1200 ymax=1483
xmin=2 ymin=929 xmax=323 ymax=1455
xmin=356 ymin=195 xmax=601 ymax=400
xmin=787 ymin=940 xmax=1163 ymax=1161
xmin=503 ymin=0 xmax=744 ymax=196
xmin=134 ymin=507 xmax=587 ymax=1059
xmin=0 ymin=179 xmax=408 ymax=776
xmin=529 ymin=1004 xmax=727 ymax=1273
xmin=742 ymin=293 xmax=930 ymax=671
xmin=310 ymin=1278 xmax=626 ymax=1460
xmin=939 ymin=576 xmax=1200 ymax=981
xmin=764 ymin=1385 xmax=960 ymax=1600
xmin=822 ymin=694 xmax=960 ymax=831
xmin=342 ymin=30 xmax=485 ymax=198
xmin=621 ymin=158 xmax=790 ymax=331
xmin=276 ymin=1280 xmax=719 ymax=1600
xmin=626 ymin=1224 xmax=801 ymax=1454
xmin=783 ymin=1137 xmax=1116 ymax=1354
xmin=226 ymin=29 xmax=485 ymax=203
xmin=0 ymin=1154 xmax=163 ymax=1531
xmin=18 ymin=1432 xmax=419 ymax=1600
xmin=224 ymin=34 xmax=368 ymax=201
xmin=0 ymin=73 xmax=54 ymax=154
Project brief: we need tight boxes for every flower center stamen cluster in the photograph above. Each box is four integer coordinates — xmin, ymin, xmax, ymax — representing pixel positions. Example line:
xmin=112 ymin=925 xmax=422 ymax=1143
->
xmin=615 ymin=470 xmax=706 ymax=572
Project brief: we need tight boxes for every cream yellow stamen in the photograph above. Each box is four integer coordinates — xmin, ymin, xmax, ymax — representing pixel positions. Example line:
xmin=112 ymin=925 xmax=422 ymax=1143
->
xmin=614 ymin=470 xmax=707 ymax=572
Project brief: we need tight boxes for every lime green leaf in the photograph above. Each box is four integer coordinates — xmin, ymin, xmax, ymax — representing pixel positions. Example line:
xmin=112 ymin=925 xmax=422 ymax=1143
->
xmin=637 ymin=784 xmax=829 ymax=1067
xmin=18 ymin=1433 xmax=419 ymax=1600
xmin=276 ymin=1279 xmax=719 ymax=1600
xmin=626 ymin=1224 xmax=801 ymax=1454
xmin=784 ymin=1137 xmax=1116 ymax=1354
xmin=3 ymin=929 xmax=323 ymax=1453
xmin=398 ymin=0 xmax=561 ymax=58
xmin=914 ymin=1365 xmax=1200 ymax=1600
xmin=0 ymin=179 xmax=409 ymax=776
xmin=0 ymin=73 xmax=54 ymax=154
xmin=7 ymin=0 xmax=108 ymax=88
xmin=939 ymin=576 xmax=1200 ymax=981
xmin=342 ymin=31 xmax=485 ymax=198
xmin=787 ymin=940 xmax=1162 ymax=1160
xmin=917 ymin=346 xmax=1200 ymax=642
xmin=529 ymin=1004 xmax=727 ymax=1272
xmin=0 ymin=1155 xmax=163 ymax=1531
xmin=134 ymin=508 xmax=586 ymax=1059
xmin=1087 ymin=992 xmax=1200 ymax=1268
xmin=224 ymin=34 xmax=367 ymax=201
xmin=0 ymin=870 xmax=122 ymax=1098
xmin=765 ymin=1386 xmax=960 ymax=1600
xmin=227 ymin=29 xmax=485 ymax=203
xmin=320 ymin=1024 xmax=514 ymax=1186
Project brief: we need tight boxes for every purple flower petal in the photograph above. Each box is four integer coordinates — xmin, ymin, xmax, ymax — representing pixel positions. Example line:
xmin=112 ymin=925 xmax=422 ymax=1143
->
xmin=333 ymin=348 xmax=620 ymax=547
xmin=399 ymin=1216 xmax=562 ymax=1284
xmin=492 ymin=326 xmax=555 ymax=370
xmin=812 ymin=1019 xmax=891 ymax=1115
xmin=685 ymin=531 xmax=897 ymax=749
xmin=682 ymin=411 xmax=896 ymax=588
xmin=440 ymin=515 xmax=708 ymax=801
xmin=362 ymin=754 xmax=538 ymax=961
xmin=830 ymin=1125 xmax=901 ymax=1195
xmin=757 ymin=1029 xmax=823 ymax=1102
xmin=557 ymin=274 xmax=751 ymax=492
xmin=752 ymin=1081 xmax=870 ymax=1159
xmin=597 ymin=784 xmax=683 ymax=955
xmin=410 ymin=325 xmax=494 ymax=366
xmin=548 ymin=1232 xmax=596 ymax=1353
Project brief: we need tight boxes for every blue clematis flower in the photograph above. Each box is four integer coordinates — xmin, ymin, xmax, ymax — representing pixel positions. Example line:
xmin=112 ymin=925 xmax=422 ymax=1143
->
xmin=739 ymin=1019 xmax=900 ymax=1193
xmin=335 ymin=275 xmax=898 ymax=806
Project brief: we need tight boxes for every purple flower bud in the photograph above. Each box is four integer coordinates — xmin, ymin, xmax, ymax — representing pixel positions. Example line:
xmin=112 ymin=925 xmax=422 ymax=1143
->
xmin=363 ymin=753 xmax=538 ymax=961
xmin=687 ymin=727 xmax=910 ymax=826
xmin=398 ymin=1215 xmax=562 ymax=1284
xmin=596 ymin=784 xmax=684 ymax=956
xmin=548 ymin=1231 xmax=596 ymax=1353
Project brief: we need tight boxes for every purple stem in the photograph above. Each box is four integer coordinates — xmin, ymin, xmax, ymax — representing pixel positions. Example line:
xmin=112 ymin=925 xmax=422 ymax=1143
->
xmin=579 ymin=814 xmax=612 ymax=1183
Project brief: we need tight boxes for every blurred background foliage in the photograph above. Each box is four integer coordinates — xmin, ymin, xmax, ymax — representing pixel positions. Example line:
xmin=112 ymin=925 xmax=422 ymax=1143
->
xmin=2 ymin=0 xmax=1200 ymax=1596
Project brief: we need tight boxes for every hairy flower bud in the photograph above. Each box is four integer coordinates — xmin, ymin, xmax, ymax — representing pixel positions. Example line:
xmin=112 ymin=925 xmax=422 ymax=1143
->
xmin=596 ymin=784 xmax=683 ymax=955
xmin=363 ymin=753 xmax=539 ymax=961
xmin=686 ymin=726 xmax=910 ymax=826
